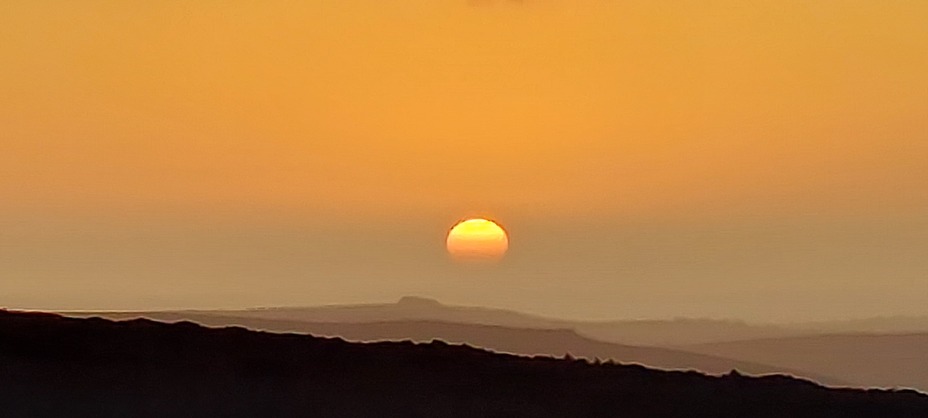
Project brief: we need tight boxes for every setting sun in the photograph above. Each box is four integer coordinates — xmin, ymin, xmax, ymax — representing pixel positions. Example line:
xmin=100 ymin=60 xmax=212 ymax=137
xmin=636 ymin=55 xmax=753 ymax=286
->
xmin=446 ymin=218 xmax=509 ymax=263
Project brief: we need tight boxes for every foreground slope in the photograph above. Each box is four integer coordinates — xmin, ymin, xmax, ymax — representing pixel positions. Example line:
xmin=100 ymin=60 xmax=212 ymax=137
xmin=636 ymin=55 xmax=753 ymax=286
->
xmin=73 ymin=310 xmax=837 ymax=384
xmin=685 ymin=334 xmax=928 ymax=393
xmin=2 ymin=310 xmax=926 ymax=418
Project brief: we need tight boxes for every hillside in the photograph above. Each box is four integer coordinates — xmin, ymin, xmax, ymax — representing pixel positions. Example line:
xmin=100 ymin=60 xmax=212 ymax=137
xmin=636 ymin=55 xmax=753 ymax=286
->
xmin=2 ymin=310 xmax=927 ymax=417
xmin=684 ymin=334 xmax=928 ymax=393
xmin=66 ymin=310 xmax=833 ymax=382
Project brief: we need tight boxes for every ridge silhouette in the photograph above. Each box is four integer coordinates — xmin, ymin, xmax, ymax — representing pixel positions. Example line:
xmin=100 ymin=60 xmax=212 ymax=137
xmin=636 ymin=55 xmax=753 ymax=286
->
xmin=3 ymin=310 xmax=927 ymax=417
xmin=74 ymin=310 xmax=841 ymax=385
xmin=67 ymin=298 xmax=928 ymax=391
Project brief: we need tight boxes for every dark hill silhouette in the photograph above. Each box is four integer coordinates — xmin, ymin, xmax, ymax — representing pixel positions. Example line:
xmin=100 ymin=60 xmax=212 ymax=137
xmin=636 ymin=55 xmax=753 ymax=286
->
xmin=70 ymin=310 xmax=839 ymax=384
xmin=684 ymin=334 xmax=928 ymax=393
xmin=2 ymin=310 xmax=927 ymax=418
xmin=70 ymin=296 xmax=800 ymax=346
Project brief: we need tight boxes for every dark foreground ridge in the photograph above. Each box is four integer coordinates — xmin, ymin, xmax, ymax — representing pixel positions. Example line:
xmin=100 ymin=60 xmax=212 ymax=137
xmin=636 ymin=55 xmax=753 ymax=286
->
xmin=1 ymin=310 xmax=926 ymax=418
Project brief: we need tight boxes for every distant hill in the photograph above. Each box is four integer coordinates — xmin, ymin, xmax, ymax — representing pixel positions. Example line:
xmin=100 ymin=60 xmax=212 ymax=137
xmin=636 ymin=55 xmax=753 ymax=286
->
xmin=66 ymin=310 xmax=835 ymax=383
xmin=81 ymin=296 xmax=798 ymax=346
xmin=684 ymin=334 xmax=928 ymax=393
xmin=795 ymin=317 xmax=928 ymax=334
xmin=2 ymin=310 xmax=927 ymax=418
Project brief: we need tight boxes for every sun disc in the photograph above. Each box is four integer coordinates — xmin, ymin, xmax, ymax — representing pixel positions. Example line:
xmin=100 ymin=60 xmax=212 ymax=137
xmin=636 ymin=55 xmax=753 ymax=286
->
xmin=446 ymin=218 xmax=509 ymax=263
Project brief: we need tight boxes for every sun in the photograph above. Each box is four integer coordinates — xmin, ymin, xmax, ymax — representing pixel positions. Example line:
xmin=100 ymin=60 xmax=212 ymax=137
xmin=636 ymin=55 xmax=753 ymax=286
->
xmin=446 ymin=218 xmax=509 ymax=263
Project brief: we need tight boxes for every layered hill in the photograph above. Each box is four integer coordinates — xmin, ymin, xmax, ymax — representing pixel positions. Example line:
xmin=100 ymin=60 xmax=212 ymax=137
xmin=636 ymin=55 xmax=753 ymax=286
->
xmin=3 ymin=310 xmax=928 ymax=418
xmin=74 ymin=296 xmax=798 ymax=346
xmin=66 ymin=310 xmax=831 ymax=382
xmin=796 ymin=317 xmax=928 ymax=334
xmin=684 ymin=334 xmax=928 ymax=393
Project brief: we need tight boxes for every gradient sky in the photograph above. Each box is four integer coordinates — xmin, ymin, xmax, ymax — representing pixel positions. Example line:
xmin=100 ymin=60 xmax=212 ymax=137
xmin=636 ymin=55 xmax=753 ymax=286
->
xmin=2 ymin=0 xmax=926 ymax=321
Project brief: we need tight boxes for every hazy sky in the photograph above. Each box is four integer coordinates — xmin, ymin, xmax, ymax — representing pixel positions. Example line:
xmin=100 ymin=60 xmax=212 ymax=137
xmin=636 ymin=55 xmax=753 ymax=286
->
xmin=2 ymin=0 xmax=926 ymax=321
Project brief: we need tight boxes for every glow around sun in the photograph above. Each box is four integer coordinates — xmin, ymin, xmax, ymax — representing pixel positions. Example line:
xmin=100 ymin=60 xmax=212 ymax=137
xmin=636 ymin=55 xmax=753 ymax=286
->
xmin=446 ymin=218 xmax=509 ymax=263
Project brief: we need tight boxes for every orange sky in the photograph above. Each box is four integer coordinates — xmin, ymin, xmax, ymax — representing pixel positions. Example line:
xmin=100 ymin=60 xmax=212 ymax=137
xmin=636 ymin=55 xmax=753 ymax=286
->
xmin=1 ymin=0 xmax=926 ymax=320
